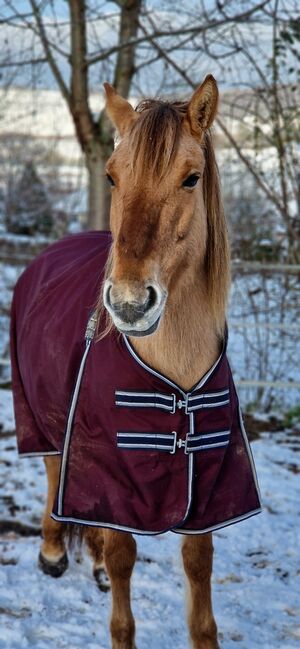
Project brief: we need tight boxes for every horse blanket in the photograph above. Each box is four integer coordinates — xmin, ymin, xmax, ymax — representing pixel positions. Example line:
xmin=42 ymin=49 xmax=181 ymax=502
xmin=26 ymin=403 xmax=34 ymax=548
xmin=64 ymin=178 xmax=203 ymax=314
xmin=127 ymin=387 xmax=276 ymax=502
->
xmin=10 ymin=231 xmax=261 ymax=535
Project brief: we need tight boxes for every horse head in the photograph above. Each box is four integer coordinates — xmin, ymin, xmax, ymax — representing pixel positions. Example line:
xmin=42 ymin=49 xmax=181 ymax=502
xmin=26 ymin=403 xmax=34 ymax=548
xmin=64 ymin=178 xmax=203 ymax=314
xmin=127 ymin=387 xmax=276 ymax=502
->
xmin=102 ymin=76 xmax=229 ymax=338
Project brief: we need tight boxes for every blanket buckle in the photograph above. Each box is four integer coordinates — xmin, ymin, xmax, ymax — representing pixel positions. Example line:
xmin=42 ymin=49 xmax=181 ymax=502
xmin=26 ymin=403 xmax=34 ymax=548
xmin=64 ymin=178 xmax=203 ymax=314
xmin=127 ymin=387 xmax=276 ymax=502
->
xmin=177 ymin=398 xmax=188 ymax=413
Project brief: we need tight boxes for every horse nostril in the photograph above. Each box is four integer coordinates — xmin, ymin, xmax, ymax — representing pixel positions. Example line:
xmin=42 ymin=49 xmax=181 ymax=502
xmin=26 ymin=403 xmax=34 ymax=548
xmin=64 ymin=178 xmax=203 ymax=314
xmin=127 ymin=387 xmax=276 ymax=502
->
xmin=146 ymin=286 xmax=157 ymax=311
xmin=103 ymin=280 xmax=162 ymax=326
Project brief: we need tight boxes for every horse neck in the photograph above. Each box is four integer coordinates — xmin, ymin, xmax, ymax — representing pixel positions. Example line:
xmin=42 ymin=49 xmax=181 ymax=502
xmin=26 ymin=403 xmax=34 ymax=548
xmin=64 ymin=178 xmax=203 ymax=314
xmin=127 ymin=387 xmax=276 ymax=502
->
xmin=130 ymin=269 xmax=222 ymax=391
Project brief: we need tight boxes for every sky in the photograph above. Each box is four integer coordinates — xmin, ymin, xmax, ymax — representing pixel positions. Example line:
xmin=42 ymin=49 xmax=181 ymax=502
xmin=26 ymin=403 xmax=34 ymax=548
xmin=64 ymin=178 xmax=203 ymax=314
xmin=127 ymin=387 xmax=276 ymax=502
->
xmin=0 ymin=1 xmax=298 ymax=98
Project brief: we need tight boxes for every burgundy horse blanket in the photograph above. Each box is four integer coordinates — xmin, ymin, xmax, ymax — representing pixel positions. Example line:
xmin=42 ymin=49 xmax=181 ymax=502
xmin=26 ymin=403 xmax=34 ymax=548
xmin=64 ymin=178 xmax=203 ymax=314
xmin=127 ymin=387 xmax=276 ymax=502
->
xmin=10 ymin=231 xmax=261 ymax=535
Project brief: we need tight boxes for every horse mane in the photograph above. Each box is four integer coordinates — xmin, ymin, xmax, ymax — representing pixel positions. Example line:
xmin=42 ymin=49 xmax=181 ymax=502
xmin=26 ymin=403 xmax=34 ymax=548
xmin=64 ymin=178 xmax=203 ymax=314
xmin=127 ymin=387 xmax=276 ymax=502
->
xmin=201 ymin=129 xmax=230 ymax=333
xmin=97 ymin=97 xmax=230 ymax=339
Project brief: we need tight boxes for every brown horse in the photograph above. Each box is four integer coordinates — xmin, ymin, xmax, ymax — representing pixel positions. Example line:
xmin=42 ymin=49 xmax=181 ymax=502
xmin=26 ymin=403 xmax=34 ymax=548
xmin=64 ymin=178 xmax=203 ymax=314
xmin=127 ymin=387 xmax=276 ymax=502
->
xmin=18 ymin=75 xmax=231 ymax=649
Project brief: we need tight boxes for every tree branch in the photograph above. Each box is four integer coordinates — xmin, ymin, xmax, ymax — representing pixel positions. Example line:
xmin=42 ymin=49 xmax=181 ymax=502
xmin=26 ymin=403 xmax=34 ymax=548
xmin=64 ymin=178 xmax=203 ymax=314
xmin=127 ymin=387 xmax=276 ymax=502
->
xmin=87 ymin=0 xmax=269 ymax=66
xmin=139 ymin=16 xmax=300 ymax=244
xmin=0 ymin=57 xmax=47 ymax=68
xmin=29 ymin=0 xmax=71 ymax=108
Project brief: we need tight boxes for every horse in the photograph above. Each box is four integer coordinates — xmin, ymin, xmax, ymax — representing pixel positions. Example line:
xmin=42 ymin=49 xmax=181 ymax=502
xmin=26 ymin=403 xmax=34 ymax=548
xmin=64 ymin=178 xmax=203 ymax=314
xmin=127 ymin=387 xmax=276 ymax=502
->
xmin=10 ymin=75 xmax=261 ymax=649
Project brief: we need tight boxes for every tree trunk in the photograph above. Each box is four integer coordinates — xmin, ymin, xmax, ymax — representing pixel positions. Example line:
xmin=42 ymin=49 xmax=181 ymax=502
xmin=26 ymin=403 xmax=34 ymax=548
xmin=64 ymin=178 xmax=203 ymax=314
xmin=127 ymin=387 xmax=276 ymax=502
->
xmin=113 ymin=0 xmax=142 ymax=97
xmin=86 ymin=145 xmax=111 ymax=231
xmin=73 ymin=0 xmax=142 ymax=231
xmin=86 ymin=0 xmax=142 ymax=231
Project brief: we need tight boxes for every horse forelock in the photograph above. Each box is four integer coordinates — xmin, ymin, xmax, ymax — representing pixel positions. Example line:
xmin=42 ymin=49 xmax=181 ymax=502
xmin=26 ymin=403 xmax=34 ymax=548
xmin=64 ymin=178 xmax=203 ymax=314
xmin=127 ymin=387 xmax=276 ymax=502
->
xmin=130 ymin=99 xmax=187 ymax=180
xmin=129 ymin=100 xmax=219 ymax=205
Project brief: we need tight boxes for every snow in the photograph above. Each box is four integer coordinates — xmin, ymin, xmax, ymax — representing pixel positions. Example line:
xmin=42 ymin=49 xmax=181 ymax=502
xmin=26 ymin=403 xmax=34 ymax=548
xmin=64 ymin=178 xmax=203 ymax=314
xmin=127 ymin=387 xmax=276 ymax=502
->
xmin=0 ymin=390 xmax=299 ymax=648
xmin=0 ymin=390 xmax=14 ymax=434
xmin=228 ymin=272 xmax=300 ymax=409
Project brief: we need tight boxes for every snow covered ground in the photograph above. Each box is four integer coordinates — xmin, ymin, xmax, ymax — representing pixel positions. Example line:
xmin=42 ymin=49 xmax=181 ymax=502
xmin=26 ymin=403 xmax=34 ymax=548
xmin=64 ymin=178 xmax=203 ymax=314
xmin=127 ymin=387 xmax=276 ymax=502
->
xmin=0 ymin=389 xmax=299 ymax=649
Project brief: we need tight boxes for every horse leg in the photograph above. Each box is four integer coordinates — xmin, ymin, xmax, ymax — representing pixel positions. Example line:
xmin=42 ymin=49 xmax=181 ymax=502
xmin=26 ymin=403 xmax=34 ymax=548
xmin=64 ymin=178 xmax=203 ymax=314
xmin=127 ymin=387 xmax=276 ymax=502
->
xmin=39 ymin=455 xmax=68 ymax=577
xmin=103 ymin=530 xmax=137 ymax=649
xmin=182 ymin=533 xmax=220 ymax=649
xmin=84 ymin=528 xmax=110 ymax=591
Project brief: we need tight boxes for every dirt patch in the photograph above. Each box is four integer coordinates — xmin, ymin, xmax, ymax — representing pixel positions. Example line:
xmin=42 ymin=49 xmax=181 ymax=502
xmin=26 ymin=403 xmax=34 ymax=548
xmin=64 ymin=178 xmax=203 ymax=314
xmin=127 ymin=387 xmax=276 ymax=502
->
xmin=243 ymin=413 xmax=284 ymax=440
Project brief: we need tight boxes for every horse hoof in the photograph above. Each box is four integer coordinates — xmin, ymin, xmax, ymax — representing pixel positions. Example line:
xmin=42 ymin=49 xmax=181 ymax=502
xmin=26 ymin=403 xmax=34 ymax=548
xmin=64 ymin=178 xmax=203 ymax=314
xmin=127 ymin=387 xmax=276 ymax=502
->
xmin=93 ymin=567 xmax=110 ymax=592
xmin=38 ymin=551 xmax=69 ymax=578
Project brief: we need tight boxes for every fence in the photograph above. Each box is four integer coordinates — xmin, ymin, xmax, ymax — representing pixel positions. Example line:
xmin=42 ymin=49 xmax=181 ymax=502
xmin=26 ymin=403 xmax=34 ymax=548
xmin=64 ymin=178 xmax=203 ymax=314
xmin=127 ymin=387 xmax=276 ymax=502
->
xmin=228 ymin=262 xmax=300 ymax=410
xmin=1 ymin=250 xmax=299 ymax=411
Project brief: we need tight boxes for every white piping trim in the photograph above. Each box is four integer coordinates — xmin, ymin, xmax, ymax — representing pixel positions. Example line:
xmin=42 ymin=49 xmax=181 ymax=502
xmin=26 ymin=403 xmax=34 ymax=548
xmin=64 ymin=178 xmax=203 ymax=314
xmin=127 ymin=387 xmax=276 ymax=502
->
xmin=57 ymin=340 xmax=92 ymax=516
xmin=51 ymin=508 xmax=262 ymax=537
xmin=179 ymin=412 xmax=195 ymax=521
xmin=190 ymin=430 xmax=230 ymax=441
xmin=124 ymin=335 xmax=226 ymax=397
xmin=188 ymin=389 xmax=229 ymax=401
xmin=188 ymin=398 xmax=230 ymax=411
xmin=51 ymin=512 xmax=167 ymax=536
xmin=117 ymin=444 xmax=174 ymax=451
xmin=117 ymin=432 xmax=174 ymax=439
xmin=123 ymin=335 xmax=188 ymax=398
xmin=116 ymin=401 xmax=173 ymax=411
xmin=173 ymin=507 xmax=262 ymax=535
xmin=193 ymin=350 xmax=224 ymax=390
xmin=116 ymin=391 xmax=172 ymax=401
xmin=19 ymin=451 xmax=61 ymax=457
xmin=189 ymin=441 xmax=229 ymax=451
xmin=238 ymin=405 xmax=262 ymax=505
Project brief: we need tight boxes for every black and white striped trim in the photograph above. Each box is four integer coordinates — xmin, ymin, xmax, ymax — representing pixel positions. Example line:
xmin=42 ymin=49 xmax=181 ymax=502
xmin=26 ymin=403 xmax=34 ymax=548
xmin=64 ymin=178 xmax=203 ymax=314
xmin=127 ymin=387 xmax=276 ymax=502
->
xmin=115 ymin=388 xmax=229 ymax=414
xmin=186 ymin=389 xmax=230 ymax=413
xmin=115 ymin=391 xmax=176 ymax=413
xmin=117 ymin=431 xmax=177 ymax=453
xmin=186 ymin=429 xmax=230 ymax=452
xmin=116 ymin=429 xmax=230 ymax=454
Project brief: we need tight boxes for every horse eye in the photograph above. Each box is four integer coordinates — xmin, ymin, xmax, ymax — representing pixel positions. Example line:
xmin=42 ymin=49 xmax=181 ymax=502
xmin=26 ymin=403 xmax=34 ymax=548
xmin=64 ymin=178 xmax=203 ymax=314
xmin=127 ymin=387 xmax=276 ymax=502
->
xmin=182 ymin=174 xmax=200 ymax=188
xmin=106 ymin=173 xmax=115 ymax=187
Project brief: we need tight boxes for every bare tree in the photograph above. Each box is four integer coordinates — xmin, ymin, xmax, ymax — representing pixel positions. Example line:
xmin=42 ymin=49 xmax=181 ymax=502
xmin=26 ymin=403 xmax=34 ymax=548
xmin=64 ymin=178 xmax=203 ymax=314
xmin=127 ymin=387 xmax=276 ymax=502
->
xmin=33 ymin=0 xmax=142 ymax=230
xmin=136 ymin=0 xmax=299 ymax=260
xmin=216 ymin=1 xmax=300 ymax=261
xmin=0 ymin=0 xmax=142 ymax=229
xmin=0 ymin=0 xmax=277 ymax=232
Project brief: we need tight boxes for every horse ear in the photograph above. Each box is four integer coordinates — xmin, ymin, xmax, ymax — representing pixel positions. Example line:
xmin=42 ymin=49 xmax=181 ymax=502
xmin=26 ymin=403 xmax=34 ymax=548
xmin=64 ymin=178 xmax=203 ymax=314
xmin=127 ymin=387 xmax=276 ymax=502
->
xmin=103 ymin=83 xmax=137 ymax=136
xmin=186 ymin=75 xmax=218 ymax=137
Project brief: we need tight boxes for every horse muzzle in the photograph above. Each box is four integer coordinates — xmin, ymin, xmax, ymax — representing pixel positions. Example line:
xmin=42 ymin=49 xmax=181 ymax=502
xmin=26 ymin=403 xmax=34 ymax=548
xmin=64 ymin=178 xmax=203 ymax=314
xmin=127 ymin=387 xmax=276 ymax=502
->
xmin=103 ymin=279 xmax=167 ymax=337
